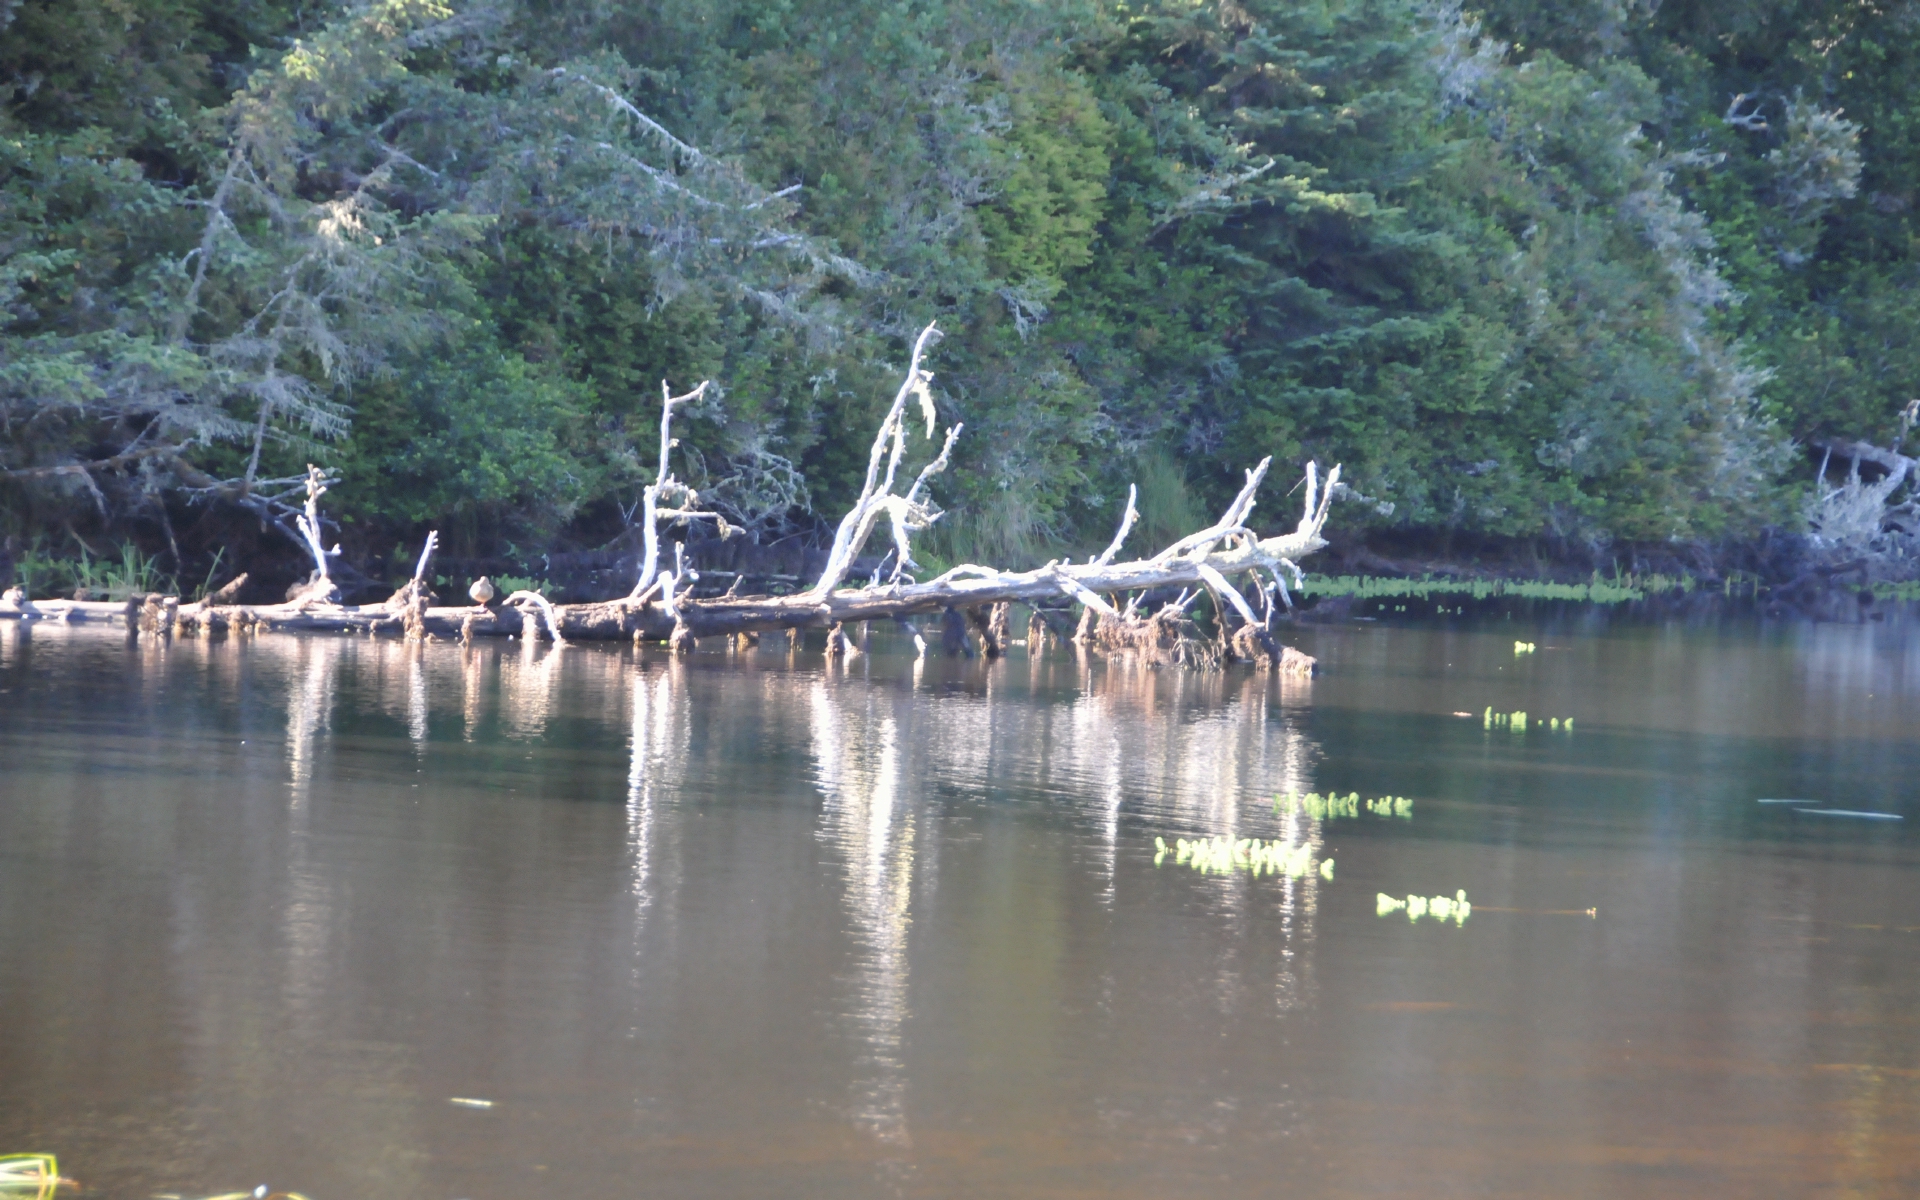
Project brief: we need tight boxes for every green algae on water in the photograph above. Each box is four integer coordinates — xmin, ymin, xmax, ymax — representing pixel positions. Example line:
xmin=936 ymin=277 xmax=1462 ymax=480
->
xmin=1376 ymin=890 xmax=1471 ymax=924
xmin=1273 ymin=791 xmax=1412 ymax=820
xmin=1483 ymin=708 xmax=1572 ymax=731
xmin=1153 ymin=835 xmax=1332 ymax=881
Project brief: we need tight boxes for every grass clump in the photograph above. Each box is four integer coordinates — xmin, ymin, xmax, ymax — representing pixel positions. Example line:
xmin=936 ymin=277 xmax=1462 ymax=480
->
xmin=1300 ymin=573 xmax=1667 ymax=604
xmin=11 ymin=540 xmax=176 ymax=601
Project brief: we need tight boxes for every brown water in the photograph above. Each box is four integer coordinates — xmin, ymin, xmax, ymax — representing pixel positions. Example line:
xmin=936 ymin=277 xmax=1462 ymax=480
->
xmin=1 ymin=612 xmax=1917 ymax=1199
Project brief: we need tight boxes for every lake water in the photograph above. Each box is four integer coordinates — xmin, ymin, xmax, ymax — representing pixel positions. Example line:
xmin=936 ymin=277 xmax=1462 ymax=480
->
xmin=2 ymin=609 xmax=1917 ymax=1199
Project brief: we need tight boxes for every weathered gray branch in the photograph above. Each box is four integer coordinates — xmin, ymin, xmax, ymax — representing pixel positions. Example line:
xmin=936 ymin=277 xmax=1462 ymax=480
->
xmin=1095 ymin=484 xmax=1139 ymax=566
xmin=811 ymin=323 xmax=944 ymax=597
xmin=630 ymin=380 xmax=729 ymax=599
xmin=505 ymin=589 xmax=568 ymax=645
xmin=3 ymin=328 xmax=1342 ymax=669
xmin=1 ymin=443 xmax=190 ymax=481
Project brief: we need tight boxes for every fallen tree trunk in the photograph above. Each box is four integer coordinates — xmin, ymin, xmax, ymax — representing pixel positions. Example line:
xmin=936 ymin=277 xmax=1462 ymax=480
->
xmin=653 ymin=525 xmax=1325 ymax=638
xmin=0 ymin=323 xmax=1342 ymax=669
xmin=1 ymin=508 xmax=1332 ymax=665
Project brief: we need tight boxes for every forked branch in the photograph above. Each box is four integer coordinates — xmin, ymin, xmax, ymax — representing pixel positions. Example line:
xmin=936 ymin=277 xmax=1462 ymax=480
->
xmin=630 ymin=380 xmax=731 ymax=600
xmin=810 ymin=323 xmax=945 ymax=597
xmin=8 ymin=332 xmax=1348 ymax=667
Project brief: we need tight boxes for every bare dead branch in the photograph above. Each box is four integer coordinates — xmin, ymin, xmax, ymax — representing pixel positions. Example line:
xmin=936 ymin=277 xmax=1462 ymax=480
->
xmin=5 ymin=334 xmax=1344 ymax=668
xmin=505 ymin=589 xmax=568 ymax=645
xmin=1095 ymin=484 xmax=1139 ymax=566
xmin=810 ymin=323 xmax=945 ymax=596
xmin=629 ymin=379 xmax=725 ymax=600
xmin=2 ymin=443 xmax=189 ymax=480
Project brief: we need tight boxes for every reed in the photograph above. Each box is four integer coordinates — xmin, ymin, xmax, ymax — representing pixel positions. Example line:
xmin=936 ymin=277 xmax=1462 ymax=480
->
xmin=11 ymin=540 xmax=174 ymax=601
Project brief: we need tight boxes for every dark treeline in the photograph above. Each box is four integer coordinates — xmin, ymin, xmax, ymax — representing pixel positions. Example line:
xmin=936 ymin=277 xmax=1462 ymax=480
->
xmin=2 ymin=0 xmax=1913 ymax=596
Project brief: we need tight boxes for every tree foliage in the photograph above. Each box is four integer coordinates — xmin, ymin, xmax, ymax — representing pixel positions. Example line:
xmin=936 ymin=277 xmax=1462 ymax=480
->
xmin=3 ymin=0 xmax=1913 ymax=576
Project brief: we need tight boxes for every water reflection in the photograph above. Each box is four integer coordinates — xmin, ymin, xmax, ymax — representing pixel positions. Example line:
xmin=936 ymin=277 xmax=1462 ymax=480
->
xmin=406 ymin=650 xmax=427 ymax=748
xmin=499 ymin=635 xmax=561 ymax=740
xmin=627 ymin=662 xmax=685 ymax=920
xmin=286 ymin=637 xmax=340 ymax=797
xmin=810 ymin=679 xmax=917 ymax=1150
xmin=1 ymin=616 xmax=1917 ymax=1198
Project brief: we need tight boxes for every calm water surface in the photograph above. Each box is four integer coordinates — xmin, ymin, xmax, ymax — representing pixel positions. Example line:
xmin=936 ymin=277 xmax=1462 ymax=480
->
xmin=1 ymin=611 xmax=1917 ymax=1198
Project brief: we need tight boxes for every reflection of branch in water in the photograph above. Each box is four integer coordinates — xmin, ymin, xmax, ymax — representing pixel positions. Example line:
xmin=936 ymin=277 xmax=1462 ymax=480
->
xmin=499 ymin=636 xmax=561 ymax=740
xmin=461 ymin=644 xmax=485 ymax=741
xmin=810 ymin=683 xmax=916 ymax=1149
xmin=1100 ymin=727 xmax=1123 ymax=905
xmin=286 ymin=637 xmax=340 ymax=798
xmin=628 ymin=666 xmax=684 ymax=919
xmin=407 ymin=649 xmax=428 ymax=747
xmin=1034 ymin=660 xmax=1327 ymax=1013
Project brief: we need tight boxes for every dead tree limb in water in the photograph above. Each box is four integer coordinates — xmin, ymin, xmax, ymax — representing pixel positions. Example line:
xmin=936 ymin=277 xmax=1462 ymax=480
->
xmin=810 ymin=322 xmax=958 ymax=597
xmin=394 ymin=531 xmax=438 ymax=639
xmin=1796 ymin=430 xmax=1920 ymax=583
xmin=287 ymin=465 xmax=341 ymax=604
xmin=629 ymin=380 xmax=733 ymax=600
xmin=0 ymin=322 xmax=1341 ymax=668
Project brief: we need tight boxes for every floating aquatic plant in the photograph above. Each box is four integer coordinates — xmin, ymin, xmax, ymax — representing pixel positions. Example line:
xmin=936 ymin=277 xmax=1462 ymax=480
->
xmin=1363 ymin=795 xmax=1414 ymax=818
xmin=1484 ymin=707 xmax=1525 ymax=730
xmin=1482 ymin=708 xmax=1571 ymax=732
xmin=0 ymin=1156 xmax=74 ymax=1199
xmin=0 ymin=1157 xmax=61 ymax=1187
xmin=1275 ymin=790 xmax=1359 ymax=820
xmin=1272 ymin=791 xmax=1413 ymax=820
xmin=1154 ymin=835 xmax=1331 ymax=881
xmin=1376 ymin=890 xmax=1471 ymax=924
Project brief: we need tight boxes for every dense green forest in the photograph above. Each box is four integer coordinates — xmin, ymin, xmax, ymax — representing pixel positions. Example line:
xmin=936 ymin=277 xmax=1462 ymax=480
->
xmin=2 ymin=0 xmax=1913 ymax=594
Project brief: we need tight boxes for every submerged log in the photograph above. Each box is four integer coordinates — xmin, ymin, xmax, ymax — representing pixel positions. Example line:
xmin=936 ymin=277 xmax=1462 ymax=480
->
xmin=1229 ymin=623 xmax=1318 ymax=675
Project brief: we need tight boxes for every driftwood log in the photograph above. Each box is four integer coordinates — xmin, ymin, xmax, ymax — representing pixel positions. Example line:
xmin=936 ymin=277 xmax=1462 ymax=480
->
xmin=0 ymin=324 xmax=1335 ymax=671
